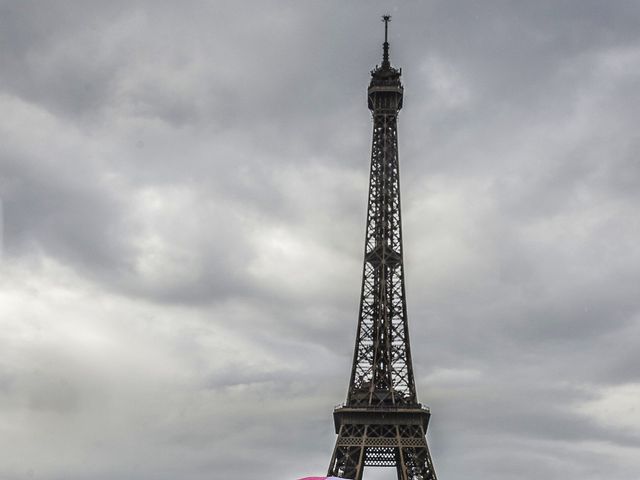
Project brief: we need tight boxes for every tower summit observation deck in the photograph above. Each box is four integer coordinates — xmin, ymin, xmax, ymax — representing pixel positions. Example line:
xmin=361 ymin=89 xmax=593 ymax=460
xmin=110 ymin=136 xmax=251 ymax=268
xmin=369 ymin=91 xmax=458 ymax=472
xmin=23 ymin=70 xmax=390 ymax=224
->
xmin=326 ymin=16 xmax=438 ymax=480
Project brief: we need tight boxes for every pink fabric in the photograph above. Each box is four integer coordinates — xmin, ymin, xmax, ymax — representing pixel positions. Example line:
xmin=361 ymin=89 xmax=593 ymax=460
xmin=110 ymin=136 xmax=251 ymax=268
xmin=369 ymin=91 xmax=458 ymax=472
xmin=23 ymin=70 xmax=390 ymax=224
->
xmin=298 ymin=477 xmax=341 ymax=480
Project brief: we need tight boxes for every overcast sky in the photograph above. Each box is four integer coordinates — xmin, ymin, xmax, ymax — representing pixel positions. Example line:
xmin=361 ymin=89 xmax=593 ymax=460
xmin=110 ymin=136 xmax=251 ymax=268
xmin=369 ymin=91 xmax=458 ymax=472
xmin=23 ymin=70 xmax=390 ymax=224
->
xmin=1 ymin=1 xmax=639 ymax=479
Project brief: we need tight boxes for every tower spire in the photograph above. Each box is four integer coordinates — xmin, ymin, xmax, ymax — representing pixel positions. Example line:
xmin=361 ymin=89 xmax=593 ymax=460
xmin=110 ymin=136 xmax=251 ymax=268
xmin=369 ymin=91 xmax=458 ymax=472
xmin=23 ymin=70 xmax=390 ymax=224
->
xmin=382 ymin=15 xmax=391 ymax=67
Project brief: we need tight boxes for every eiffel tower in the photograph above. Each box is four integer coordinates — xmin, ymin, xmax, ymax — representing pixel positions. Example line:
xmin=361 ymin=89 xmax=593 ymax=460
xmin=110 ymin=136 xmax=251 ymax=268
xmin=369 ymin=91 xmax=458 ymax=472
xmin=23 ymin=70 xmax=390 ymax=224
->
xmin=327 ymin=16 xmax=438 ymax=480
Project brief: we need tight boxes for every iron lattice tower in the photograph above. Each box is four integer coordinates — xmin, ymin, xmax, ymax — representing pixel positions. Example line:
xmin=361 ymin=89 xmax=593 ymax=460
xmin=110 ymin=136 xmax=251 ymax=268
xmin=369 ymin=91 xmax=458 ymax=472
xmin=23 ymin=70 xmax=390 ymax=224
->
xmin=327 ymin=17 xmax=438 ymax=480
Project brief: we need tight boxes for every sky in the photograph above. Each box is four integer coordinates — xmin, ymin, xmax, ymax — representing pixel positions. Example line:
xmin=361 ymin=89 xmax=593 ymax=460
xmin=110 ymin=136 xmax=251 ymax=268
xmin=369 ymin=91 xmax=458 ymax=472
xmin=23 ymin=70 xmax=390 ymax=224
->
xmin=1 ymin=1 xmax=639 ymax=479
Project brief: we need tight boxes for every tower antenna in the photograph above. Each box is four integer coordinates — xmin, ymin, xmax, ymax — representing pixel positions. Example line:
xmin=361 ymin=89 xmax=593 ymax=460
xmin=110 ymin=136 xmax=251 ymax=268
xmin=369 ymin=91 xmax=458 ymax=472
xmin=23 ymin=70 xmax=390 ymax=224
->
xmin=382 ymin=15 xmax=391 ymax=66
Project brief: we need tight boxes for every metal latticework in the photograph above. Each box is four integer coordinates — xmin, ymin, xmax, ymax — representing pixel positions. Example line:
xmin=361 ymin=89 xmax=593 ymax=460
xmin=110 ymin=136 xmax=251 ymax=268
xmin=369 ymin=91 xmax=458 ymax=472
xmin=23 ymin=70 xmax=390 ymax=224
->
xmin=327 ymin=17 xmax=438 ymax=480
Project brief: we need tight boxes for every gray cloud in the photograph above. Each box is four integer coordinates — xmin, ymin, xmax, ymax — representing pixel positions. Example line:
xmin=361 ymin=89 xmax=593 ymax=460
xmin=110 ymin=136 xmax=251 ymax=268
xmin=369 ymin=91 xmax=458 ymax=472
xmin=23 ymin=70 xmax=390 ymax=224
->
xmin=1 ymin=1 xmax=640 ymax=479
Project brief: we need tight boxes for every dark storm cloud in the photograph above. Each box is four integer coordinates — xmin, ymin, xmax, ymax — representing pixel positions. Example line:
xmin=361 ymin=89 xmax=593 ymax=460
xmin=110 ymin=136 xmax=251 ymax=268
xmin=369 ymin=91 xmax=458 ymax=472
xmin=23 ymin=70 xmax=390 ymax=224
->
xmin=1 ymin=1 xmax=640 ymax=480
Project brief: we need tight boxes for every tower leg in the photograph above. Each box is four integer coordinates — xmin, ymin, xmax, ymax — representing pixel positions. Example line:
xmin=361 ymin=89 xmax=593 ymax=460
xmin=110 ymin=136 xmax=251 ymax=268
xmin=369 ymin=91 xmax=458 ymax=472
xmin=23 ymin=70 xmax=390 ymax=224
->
xmin=400 ymin=446 xmax=437 ymax=480
xmin=328 ymin=424 xmax=365 ymax=479
xmin=396 ymin=458 xmax=408 ymax=480
xmin=395 ymin=428 xmax=409 ymax=480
